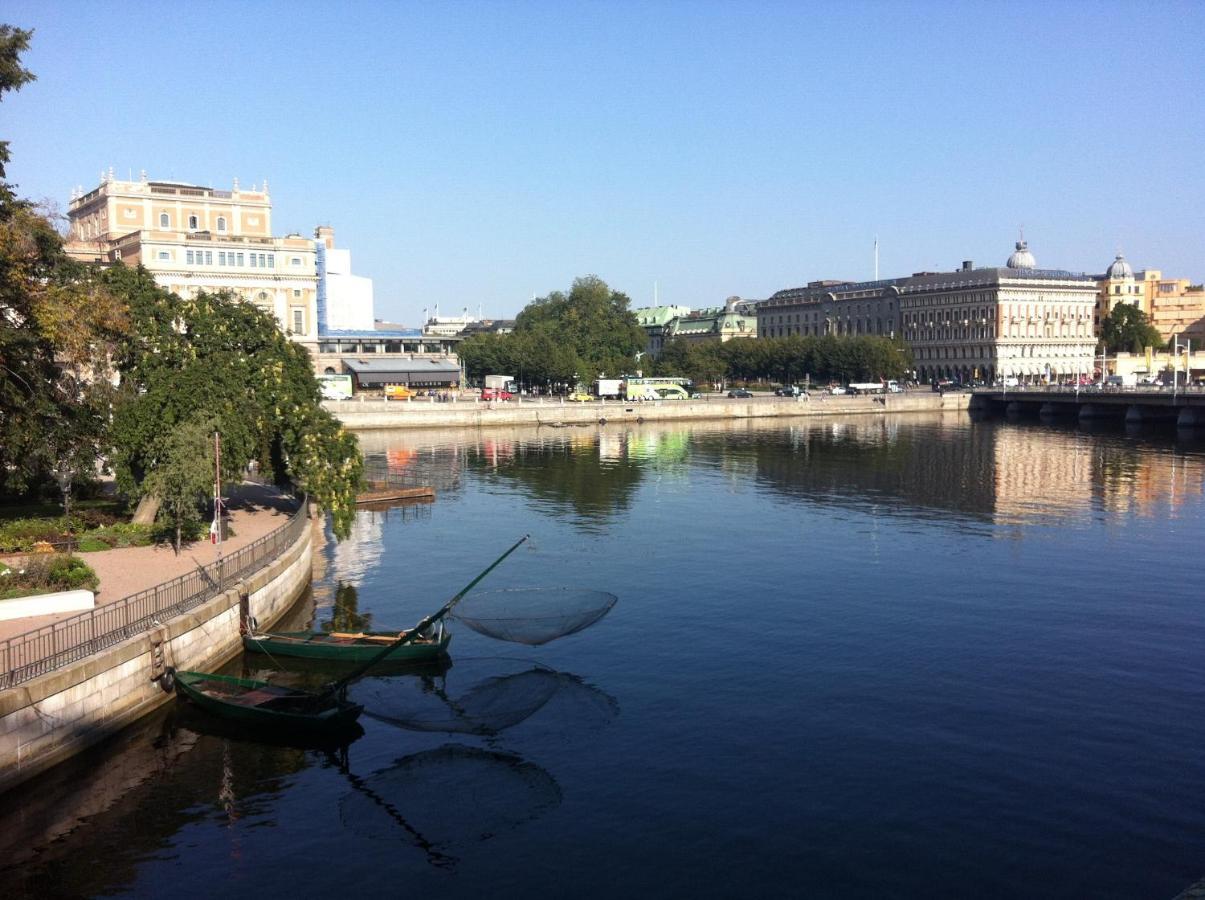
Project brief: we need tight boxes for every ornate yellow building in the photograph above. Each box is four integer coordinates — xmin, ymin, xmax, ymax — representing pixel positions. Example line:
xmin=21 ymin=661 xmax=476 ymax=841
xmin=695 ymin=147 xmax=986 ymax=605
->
xmin=65 ymin=171 xmax=318 ymax=344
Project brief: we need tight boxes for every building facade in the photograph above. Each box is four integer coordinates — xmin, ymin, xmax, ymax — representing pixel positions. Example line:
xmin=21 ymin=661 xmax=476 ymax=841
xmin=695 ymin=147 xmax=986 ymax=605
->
xmin=664 ymin=297 xmax=758 ymax=345
xmin=633 ymin=305 xmax=693 ymax=357
xmin=66 ymin=172 xmax=319 ymax=344
xmin=759 ymin=241 xmax=1099 ymax=384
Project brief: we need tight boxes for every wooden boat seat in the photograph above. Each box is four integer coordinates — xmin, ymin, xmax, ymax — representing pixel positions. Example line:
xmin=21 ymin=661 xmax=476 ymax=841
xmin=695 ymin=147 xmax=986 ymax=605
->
xmin=328 ymin=631 xmax=416 ymax=643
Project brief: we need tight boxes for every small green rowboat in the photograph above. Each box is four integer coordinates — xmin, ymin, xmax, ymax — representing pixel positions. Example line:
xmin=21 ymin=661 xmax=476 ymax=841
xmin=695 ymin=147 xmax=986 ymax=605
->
xmin=242 ymin=626 xmax=452 ymax=663
xmin=172 ymin=670 xmax=363 ymax=733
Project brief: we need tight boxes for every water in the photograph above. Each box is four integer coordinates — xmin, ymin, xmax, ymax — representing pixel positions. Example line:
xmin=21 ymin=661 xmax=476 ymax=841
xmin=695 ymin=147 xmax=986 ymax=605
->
xmin=4 ymin=412 xmax=1205 ymax=899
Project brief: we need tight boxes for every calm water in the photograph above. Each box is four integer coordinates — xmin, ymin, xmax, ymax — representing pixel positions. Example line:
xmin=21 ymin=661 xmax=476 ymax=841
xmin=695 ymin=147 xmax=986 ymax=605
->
xmin=4 ymin=412 xmax=1205 ymax=899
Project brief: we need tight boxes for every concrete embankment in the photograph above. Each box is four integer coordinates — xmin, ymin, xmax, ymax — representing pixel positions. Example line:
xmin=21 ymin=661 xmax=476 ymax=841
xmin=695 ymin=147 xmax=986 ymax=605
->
xmin=0 ymin=515 xmax=314 ymax=793
xmin=327 ymin=392 xmax=970 ymax=430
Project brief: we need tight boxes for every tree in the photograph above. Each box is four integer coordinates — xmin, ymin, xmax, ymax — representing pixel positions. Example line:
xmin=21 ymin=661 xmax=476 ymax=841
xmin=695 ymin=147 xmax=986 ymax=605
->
xmin=1101 ymin=304 xmax=1162 ymax=354
xmin=141 ymin=414 xmax=216 ymax=554
xmin=0 ymin=31 xmax=127 ymax=507
xmin=109 ymin=269 xmax=363 ymax=539
xmin=0 ymin=25 xmax=35 ymax=184
xmin=515 ymin=275 xmax=645 ymax=376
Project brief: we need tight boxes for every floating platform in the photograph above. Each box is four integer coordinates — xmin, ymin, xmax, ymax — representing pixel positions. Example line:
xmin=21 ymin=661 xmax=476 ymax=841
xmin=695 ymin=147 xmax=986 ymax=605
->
xmin=355 ymin=486 xmax=436 ymax=505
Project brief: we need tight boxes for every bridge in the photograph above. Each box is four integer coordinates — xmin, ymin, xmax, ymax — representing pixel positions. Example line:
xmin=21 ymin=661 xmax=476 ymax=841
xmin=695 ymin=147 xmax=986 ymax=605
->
xmin=970 ymin=387 xmax=1205 ymax=428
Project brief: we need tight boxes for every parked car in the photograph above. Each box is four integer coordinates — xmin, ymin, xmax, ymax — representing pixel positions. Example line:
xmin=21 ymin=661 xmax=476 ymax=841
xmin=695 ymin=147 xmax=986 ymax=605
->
xmin=774 ymin=386 xmax=801 ymax=397
xmin=827 ymin=385 xmax=847 ymax=395
xmin=481 ymin=388 xmax=514 ymax=401
xmin=728 ymin=389 xmax=753 ymax=398
xmin=567 ymin=391 xmax=593 ymax=402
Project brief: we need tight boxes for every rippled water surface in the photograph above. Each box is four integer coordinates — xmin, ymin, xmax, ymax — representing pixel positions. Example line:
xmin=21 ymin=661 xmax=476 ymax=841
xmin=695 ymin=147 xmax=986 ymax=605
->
xmin=5 ymin=413 xmax=1205 ymax=899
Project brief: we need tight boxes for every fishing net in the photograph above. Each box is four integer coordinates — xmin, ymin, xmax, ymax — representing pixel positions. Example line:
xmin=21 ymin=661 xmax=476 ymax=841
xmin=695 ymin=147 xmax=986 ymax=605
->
xmin=450 ymin=588 xmax=618 ymax=645
xmin=356 ymin=658 xmax=561 ymax=736
xmin=339 ymin=744 xmax=561 ymax=855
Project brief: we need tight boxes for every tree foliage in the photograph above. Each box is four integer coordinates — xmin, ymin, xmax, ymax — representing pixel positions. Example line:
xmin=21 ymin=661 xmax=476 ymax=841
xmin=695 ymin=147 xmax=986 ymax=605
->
xmin=109 ymin=268 xmax=363 ymax=538
xmin=459 ymin=275 xmax=645 ymax=388
xmin=652 ymin=334 xmax=913 ymax=385
xmin=0 ymin=25 xmax=35 ymax=184
xmin=141 ymin=414 xmax=216 ymax=554
xmin=1101 ymin=303 xmax=1162 ymax=354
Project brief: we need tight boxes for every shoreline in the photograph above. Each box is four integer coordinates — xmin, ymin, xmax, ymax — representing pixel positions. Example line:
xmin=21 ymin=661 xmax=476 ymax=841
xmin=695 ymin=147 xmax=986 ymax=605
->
xmin=326 ymin=391 xmax=971 ymax=430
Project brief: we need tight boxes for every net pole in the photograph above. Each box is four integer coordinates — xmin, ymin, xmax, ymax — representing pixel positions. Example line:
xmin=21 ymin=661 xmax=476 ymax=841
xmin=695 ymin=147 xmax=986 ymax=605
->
xmin=320 ymin=534 xmax=530 ymax=697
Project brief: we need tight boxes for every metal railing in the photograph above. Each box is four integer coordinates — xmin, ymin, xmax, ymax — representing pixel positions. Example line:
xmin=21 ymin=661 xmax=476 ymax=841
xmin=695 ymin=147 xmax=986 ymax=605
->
xmin=0 ymin=498 xmax=309 ymax=691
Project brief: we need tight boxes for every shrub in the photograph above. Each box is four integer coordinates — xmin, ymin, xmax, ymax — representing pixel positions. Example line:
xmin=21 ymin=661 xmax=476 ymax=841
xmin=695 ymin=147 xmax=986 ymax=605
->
xmin=0 ymin=553 xmax=98 ymax=599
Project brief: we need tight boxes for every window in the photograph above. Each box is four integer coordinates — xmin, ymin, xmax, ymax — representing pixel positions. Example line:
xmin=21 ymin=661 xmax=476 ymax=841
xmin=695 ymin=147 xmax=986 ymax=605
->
xmin=250 ymin=254 xmax=257 ymax=268
xmin=290 ymin=257 xmax=301 ymax=266
xmin=293 ymin=289 xmax=301 ymax=297
xmin=292 ymin=310 xmax=304 ymax=333
xmin=186 ymin=250 xmax=195 ymax=265
xmin=188 ymin=215 xmax=198 ymax=230
xmin=217 ymin=216 xmax=227 ymax=233
xmin=219 ymin=252 xmax=226 ymax=265
xmin=258 ymin=253 xmax=267 ymax=267
xmin=237 ymin=252 xmax=245 ymax=266
xmin=158 ymin=250 xmax=170 ymax=261
xmin=268 ymin=255 xmax=275 ymax=268
xmin=159 ymin=213 xmax=170 ymax=228
xmin=204 ymin=251 xmax=212 ymax=265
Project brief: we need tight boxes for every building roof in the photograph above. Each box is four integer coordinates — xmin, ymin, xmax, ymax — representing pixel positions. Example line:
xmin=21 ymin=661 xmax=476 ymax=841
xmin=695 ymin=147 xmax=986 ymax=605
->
xmin=323 ymin=328 xmax=423 ymax=338
xmin=1006 ymin=240 xmax=1037 ymax=269
xmin=343 ymin=358 xmax=461 ymax=379
xmin=1106 ymin=254 xmax=1134 ymax=280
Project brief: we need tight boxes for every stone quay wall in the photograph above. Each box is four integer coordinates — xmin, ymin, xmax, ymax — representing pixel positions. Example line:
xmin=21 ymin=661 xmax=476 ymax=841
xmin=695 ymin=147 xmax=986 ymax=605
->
xmin=0 ymin=517 xmax=314 ymax=794
xmin=327 ymin=392 xmax=970 ymax=430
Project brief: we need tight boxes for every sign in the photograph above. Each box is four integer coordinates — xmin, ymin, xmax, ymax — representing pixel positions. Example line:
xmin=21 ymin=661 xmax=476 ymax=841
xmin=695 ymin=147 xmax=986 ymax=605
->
xmin=317 ymin=374 xmax=353 ymax=399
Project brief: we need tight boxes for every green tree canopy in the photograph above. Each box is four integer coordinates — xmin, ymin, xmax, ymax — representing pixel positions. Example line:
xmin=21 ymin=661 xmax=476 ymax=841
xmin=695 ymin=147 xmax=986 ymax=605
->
xmin=109 ymin=267 xmax=363 ymax=537
xmin=459 ymin=276 xmax=645 ymax=389
xmin=1101 ymin=303 xmax=1163 ymax=354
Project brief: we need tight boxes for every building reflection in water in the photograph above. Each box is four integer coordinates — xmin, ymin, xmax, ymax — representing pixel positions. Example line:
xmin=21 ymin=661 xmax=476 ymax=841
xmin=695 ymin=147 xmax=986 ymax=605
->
xmin=357 ymin=416 xmax=1205 ymax=535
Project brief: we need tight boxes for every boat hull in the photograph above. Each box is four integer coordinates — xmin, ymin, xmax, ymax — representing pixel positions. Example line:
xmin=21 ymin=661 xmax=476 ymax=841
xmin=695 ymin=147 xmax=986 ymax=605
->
xmin=242 ymin=630 xmax=452 ymax=663
xmin=173 ymin=670 xmax=363 ymax=733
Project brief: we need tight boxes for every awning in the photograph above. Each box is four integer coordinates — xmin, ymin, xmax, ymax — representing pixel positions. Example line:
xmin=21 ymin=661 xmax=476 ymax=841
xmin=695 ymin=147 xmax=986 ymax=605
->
xmin=342 ymin=357 xmax=461 ymax=386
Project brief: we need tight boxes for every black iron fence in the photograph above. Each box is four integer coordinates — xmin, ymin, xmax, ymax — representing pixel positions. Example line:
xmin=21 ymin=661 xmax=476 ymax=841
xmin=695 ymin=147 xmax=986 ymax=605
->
xmin=0 ymin=499 xmax=309 ymax=691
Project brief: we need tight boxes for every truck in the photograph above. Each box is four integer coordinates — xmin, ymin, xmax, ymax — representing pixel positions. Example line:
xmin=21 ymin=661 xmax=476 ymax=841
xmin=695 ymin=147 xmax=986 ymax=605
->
xmin=594 ymin=378 xmax=624 ymax=399
xmin=484 ymin=374 xmax=518 ymax=393
xmin=847 ymin=382 xmax=886 ymax=395
xmin=1104 ymin=373 xmax=1137 ymax=388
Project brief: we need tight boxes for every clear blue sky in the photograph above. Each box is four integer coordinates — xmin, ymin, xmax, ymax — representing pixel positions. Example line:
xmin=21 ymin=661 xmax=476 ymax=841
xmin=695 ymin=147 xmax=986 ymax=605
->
xmin=5 ymin=1 xmax=1204 ymax=325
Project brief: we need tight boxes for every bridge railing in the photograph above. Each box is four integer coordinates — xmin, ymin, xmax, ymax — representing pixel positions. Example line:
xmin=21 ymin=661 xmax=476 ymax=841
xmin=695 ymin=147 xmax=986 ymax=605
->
xmin=0 ymin=498 xmax=309 ymax=691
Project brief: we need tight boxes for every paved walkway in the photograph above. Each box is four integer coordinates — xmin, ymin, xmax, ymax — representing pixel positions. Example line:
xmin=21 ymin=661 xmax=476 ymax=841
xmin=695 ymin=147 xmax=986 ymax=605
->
xmin=0 ymin=483 xmax=299 ymax=644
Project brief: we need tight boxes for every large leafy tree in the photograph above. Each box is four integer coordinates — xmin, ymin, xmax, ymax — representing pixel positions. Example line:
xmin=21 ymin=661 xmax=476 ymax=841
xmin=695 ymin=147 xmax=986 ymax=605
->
xmin=1101 ymin=303 xmax=1162 ymax=354
xmin=109 ymin=267 xmax=362 ymax=538
xmin=0 ymin=29 xmax=127 ymax=507
xmin=460 ymin=276 xmax=645 ymax=389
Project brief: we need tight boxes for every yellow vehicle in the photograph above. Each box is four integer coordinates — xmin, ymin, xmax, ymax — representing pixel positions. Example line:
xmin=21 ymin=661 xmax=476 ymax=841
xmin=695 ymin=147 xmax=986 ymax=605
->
xmin=384 ymin=384 xmax=416 ymax=400
xmin=567 ymin=391 xmax=594 ymax=402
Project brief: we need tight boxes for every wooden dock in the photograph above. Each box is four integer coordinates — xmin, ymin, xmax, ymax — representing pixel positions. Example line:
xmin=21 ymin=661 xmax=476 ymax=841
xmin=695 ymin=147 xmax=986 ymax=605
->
xmin=355 ymin=485 xmax=436 ymax=505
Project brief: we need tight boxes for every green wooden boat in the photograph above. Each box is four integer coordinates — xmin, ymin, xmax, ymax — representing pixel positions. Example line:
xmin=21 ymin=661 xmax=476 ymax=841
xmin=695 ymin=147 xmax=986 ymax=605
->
xmin=172 ymin=669 xmax=363 ymax=733
xmin=242 ymin=627 xmax=452 ymax=663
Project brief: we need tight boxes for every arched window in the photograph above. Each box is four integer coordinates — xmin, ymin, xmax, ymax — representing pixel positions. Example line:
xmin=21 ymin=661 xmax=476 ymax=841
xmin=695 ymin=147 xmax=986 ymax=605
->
xmin=188 ymin=215 xmax=198 ymax=230
xmin=217 ymin=216 xmax=227 ymax=233
xmin=159 ymin=213 xmax=169 ymax=228
xmin=324 ymin=367 xmax=337 ymax=375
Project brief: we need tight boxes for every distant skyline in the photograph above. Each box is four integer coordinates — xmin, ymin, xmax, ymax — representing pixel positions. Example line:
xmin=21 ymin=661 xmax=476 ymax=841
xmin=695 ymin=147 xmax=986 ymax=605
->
xmin=5 ymin=1 xmax=1204 ymax=326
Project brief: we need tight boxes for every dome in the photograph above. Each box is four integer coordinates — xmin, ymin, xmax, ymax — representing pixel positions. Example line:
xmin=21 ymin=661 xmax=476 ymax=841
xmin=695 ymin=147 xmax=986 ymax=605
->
xmin=1106 ymin=253 xmax=1133 ymax=280
xmin=1006 ymin=240 xmax=1036 ymax=269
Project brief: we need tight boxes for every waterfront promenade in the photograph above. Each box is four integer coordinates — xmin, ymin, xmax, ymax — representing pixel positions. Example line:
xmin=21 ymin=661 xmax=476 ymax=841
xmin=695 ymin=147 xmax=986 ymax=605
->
xmin=326 ymin=390 xmax=970 ymax=429
xmin=0 ymin=483 xmax=297 ymax=644
xmin=0 ymin=483 xmax=314 ymax=793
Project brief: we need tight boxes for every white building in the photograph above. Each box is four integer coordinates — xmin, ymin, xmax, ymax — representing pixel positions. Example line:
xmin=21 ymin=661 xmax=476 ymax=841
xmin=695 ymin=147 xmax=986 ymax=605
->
xmin=315 ymin=225 xmax=375 ymax=331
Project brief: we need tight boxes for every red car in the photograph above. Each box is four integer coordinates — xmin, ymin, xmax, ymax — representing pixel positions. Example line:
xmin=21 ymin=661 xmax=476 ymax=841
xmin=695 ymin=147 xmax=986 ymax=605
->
xmin=481 ymin=388 xmax=514 ymax=401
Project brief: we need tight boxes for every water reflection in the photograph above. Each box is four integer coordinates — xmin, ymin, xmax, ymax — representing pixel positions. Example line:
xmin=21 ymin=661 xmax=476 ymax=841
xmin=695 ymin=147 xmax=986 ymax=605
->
xmin=338 ymin=744 xmax=562 ymax=863
xmin=354 ymin=416 xmax=1205 ymax=534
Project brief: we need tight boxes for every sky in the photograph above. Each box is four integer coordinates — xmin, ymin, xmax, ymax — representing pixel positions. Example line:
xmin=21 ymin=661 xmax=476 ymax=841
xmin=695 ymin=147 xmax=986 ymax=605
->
xmin=5 ymin=1 xmax=1204 ymax=326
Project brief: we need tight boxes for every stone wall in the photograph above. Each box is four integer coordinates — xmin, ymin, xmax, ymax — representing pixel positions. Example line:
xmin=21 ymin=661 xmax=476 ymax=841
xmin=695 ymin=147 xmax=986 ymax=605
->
xmin=326 ymin=392 xmax=969 ymax=430
xmin=0 ymin=518 xmax=314 ymax=794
